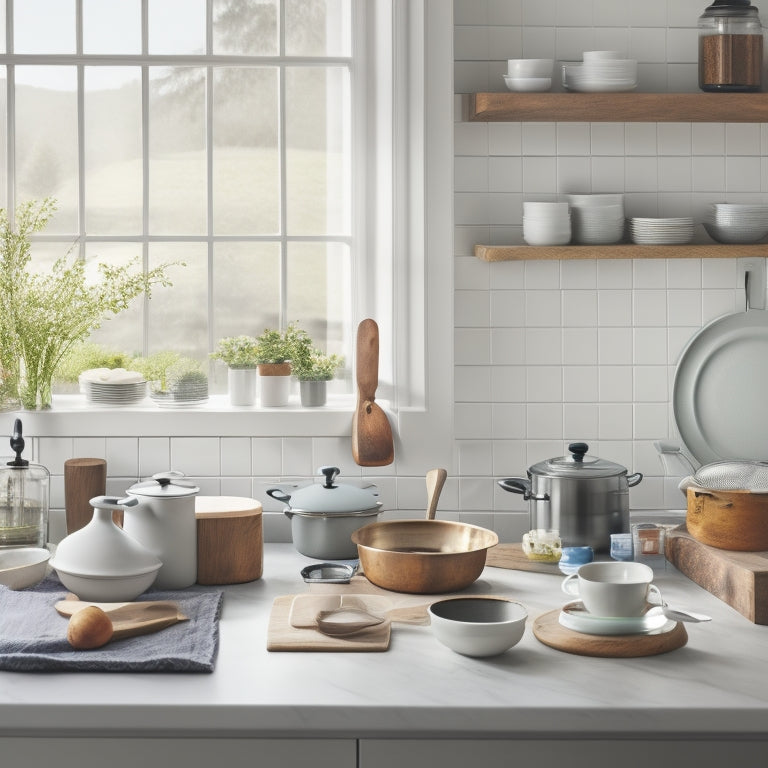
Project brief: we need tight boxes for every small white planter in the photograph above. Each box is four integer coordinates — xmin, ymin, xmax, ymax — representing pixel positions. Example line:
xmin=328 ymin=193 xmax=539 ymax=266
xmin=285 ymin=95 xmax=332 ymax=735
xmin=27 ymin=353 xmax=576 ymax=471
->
xmin=227 ymin=367 xmax=258 ymax=406
xmin=257 ymin=363 xmax=292 ymax=407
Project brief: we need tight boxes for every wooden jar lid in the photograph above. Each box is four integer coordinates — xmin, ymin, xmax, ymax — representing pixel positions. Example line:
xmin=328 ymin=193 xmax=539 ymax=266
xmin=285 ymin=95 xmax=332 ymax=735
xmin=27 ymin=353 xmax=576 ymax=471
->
xmin=195 ymin=496 xmax=263 ymax=585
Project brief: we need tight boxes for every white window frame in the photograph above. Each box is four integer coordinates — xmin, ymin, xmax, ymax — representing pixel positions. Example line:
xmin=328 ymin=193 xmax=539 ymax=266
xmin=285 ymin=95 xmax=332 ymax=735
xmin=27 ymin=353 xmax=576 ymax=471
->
xmin=17 ymin=0 xmax=454 ymax=470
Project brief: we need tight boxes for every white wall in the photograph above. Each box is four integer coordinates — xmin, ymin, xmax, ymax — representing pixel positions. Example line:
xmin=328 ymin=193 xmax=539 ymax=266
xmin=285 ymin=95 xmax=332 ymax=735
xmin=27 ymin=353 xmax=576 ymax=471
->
xmin=33 ymin=0 xmax=768 ymax=546
xmin=454 ymin=0 xmax=768 ymax=540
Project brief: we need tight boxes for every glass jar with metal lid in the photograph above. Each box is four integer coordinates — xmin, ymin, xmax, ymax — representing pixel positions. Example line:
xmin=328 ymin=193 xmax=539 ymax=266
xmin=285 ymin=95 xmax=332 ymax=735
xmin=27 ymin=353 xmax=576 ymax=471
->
xmin=698 ymin=0 xmax=764 ymax=92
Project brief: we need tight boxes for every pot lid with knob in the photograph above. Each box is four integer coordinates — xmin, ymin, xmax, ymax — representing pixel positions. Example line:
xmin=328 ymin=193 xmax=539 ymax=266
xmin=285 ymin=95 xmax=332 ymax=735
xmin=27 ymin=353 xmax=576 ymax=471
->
xmin=529 ymin=442 xmax=635 ymax=480
xmin=127 ymin=470 xmax=200 ymax=498
xmin=266 ymin=466 xmax=381 ymax=514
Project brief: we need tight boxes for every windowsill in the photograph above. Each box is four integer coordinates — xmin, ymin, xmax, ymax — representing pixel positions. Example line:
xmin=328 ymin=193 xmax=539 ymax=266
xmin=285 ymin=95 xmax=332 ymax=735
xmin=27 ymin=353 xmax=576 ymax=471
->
xmin=13 ymin=394 xmax=385 ymax=438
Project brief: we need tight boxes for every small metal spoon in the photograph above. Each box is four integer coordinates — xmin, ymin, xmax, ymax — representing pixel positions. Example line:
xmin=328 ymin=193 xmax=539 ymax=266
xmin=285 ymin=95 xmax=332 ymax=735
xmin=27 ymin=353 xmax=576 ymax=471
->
xmin=647 ymin=604 xmax=712 ymax=623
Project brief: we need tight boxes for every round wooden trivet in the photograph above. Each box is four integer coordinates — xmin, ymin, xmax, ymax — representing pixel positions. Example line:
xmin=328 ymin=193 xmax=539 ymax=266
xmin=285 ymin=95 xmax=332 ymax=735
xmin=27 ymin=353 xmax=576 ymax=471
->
xmin=532 ymin=609 xmax=688 ymax=658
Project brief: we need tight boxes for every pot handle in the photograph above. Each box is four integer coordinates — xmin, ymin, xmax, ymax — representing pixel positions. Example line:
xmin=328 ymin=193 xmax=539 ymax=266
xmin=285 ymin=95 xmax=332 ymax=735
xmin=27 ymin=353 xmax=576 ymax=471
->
xmin=498 ymin=478 xmax=532 ymax=498
xmin=627 ymin=472 xmax=643 ymax=488
xmin=266 ymin=488 xmax=292 ymax=505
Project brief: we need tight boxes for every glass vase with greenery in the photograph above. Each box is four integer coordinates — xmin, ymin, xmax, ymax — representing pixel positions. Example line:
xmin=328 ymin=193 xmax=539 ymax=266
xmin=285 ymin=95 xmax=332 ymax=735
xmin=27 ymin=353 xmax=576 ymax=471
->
xmin=0 ymin=199 xmax=178 ymax=410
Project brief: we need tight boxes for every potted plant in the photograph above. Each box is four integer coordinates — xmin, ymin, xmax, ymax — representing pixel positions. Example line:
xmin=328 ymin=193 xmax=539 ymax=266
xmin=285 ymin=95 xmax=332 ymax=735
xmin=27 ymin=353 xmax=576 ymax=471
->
xmin=292 ymin=348 xmax=345 ymax=407
xmin=252 ymin=322 xmax=306 ymax=407
xmin=0 ymin=198 xmax=178 ymax=410
xmin=132 ymin=352 xmax=208 ymax=407
xmin=210 ymin=335 xmax=260 ymax=406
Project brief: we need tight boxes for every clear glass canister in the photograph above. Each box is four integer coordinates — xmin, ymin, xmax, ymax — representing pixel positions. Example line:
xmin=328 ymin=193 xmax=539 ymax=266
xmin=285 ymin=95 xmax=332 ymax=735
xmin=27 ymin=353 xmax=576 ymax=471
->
xmin=698 ymin=0 xmax=764 ymax=92
xmin=0 ymin=419 xmax=49 ymax=548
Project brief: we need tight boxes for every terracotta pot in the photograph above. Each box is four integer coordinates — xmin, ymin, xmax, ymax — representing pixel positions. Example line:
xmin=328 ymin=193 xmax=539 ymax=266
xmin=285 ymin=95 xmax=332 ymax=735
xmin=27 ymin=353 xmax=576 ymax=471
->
xmin=686 ymin=487 xmax=768 ymax=551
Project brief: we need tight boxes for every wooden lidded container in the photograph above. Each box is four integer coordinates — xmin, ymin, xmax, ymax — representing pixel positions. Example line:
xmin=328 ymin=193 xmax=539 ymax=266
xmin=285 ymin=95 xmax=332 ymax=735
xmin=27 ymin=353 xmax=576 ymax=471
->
xmin=686 ymin=487 xmax=768 ymax=551
xmin=195 ymin=496 xmax=263 ymax=584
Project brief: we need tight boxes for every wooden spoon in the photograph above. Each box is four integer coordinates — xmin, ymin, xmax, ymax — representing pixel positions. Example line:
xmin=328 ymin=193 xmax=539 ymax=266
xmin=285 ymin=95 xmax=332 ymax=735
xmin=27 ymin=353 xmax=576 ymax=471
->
xmin=55 ymin=597 xmax=188 ymax=645
xmin=351 ymin=318 xmax=394 ymax=467
xmin=316 ymin=604 xmax=431 ymax=637
xmin=426 ymin=468 xmax=448 ymax=520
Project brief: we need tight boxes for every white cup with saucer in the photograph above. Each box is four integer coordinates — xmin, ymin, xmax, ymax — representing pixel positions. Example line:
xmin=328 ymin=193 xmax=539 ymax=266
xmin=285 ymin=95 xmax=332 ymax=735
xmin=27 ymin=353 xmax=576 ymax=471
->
xmin=561 ymin=561 xmax=661 ymax=617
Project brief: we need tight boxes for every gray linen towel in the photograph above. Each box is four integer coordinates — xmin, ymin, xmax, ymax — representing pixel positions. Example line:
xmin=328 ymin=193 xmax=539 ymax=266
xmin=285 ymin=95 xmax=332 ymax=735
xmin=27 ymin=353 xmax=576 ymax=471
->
xmin=0 ymin=576 xmax=223 ymax=672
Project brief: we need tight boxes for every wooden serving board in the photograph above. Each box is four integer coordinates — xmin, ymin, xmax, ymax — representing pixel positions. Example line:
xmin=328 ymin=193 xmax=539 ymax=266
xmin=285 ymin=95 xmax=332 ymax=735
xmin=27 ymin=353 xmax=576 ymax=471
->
xmin=665 ymin=524 xmax=768 ymax=625
xmin=486 ymin=542 xmax=563 ymax=574
xmin=266 ymin=595 xmax=391 ymax=652
xmin=532 ymin=609 xmax=687 ymax=658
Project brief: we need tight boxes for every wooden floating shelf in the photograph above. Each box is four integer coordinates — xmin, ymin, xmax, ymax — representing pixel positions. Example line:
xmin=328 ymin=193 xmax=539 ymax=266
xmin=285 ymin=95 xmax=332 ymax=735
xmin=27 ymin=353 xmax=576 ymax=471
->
xmin=469 ymin=92 xmax=768 ymax=122
xmin=474 ymin=243 xmax=768 ymax=261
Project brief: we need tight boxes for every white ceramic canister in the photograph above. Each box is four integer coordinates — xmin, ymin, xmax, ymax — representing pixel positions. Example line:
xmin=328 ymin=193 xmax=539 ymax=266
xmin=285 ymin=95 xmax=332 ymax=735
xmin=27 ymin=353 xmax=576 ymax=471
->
xmin=124 ymin=471 xmax=200 ymax=589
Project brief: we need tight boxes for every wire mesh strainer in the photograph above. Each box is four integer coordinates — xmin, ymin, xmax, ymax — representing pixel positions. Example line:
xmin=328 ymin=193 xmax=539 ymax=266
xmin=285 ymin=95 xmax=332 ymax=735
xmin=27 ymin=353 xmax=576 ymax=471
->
xmin=680 ymin=460 xmax=768 ymax=493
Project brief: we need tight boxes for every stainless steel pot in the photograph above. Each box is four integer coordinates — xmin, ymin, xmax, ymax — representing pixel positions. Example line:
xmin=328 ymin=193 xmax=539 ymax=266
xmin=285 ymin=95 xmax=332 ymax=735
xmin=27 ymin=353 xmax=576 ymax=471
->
xmin=498 ymin=442 xmax=642 ymax=552
xmin=267 ymin=466 xmax=382 ymax=559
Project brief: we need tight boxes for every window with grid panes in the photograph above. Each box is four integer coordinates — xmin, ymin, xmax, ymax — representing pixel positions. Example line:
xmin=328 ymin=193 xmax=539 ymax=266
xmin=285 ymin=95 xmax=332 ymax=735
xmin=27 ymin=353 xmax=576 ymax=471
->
xmin=0 ymin=0 xmax=355 ymax=397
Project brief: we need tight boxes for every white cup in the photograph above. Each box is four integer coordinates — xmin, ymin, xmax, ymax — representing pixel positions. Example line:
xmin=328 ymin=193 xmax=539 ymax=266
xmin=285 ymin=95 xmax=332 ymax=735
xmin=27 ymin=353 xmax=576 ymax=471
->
xmin=561 ymin=561 xmax=662 ymax=617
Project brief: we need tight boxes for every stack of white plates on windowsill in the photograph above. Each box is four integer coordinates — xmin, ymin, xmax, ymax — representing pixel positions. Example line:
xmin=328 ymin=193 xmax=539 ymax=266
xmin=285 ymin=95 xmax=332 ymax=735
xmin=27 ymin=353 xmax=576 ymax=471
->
xmin=523 ymin=201 xmax=571 ymax=246
xmin=703 ymin=203 xmax=768 ymax=244
xmin=565 ymin=193 xmax=625 ymax=245
xmin=630 ymin=217 xmax=694 ymax=245
xmin=562 ymin=50 xmax=637 ymax=93
xmin=79 ymin=368 xmax=148 ymax=406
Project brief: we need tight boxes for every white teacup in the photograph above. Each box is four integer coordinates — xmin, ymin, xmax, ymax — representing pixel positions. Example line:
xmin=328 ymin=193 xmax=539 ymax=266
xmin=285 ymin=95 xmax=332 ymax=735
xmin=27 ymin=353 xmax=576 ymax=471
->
xmin=561 ymin=561 xmax=662 ymax=617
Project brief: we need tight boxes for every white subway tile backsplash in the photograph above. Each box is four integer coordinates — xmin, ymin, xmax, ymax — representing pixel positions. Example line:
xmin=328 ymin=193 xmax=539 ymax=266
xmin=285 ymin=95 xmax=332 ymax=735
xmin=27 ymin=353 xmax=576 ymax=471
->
xmin=633 ymin=366 xmax=668 ymax=402
xmin=492 ymin=403 xmax=527 ymax=439
xmin=591 ymin=156 xmax=625 ymax=191
xmin=454 ymin=26 xmax=491 ymax=61
xmin=525 ymin=289 xmax=562 ymax=326
xmin=563 ymin=326 xmax=598 ymax=365
xmin=633 ymin=259 xmax=667 ymax=288
xmin=557 ymin=123 xmax=591 ymax=155
xmin=171 ymin=437 xmax=219 ymax=477
xmin=526 ymin=366 xmax=563 ymax=402
xmin=527 ymin=402 xmax=563 ymax=438
xmin=598 ymin=290 xmax=633 ymax=326
xmin=599 ymin=365 xmax=633 ymax=402
xmin=488 ymin=156 xmax=523 ymax=192
xmin=220 ymin=437 xmax=251 ymax=477
xmin=597 ymin=259 xmax=632 ymax=289
xmin=454 ymin=122 xmax=489 ymax=156
xmin=564 ymin=402 xmax=599 ymax=440
xmin=598 ymin=328 xmax=633 ymax=365
xmin=456 ymin=402 xmax=494 ymax=439
xmin=625 ymin=123 xmax=657 ymax=156
xmin=457 ymin=327 xmax=492 ymax=364
xmin=488 ymin=0 xmax=522 ymax=26
xmin=634 ymin=327 xmax=669 ymax=365
xmin=455 ymin=289 xmax=491 ymax=327
xmin=726 ymin=156 xmax=762 ymax=192
xmin=557 ymin=157 xmax=591 ymax=193
xmin=629 ymin=27 xmax=667 ymax=61
xmin=726 ymin=123 xmax=761 ymax=156
xmin=488 ymin=123 xmax=522 ymax=156
xmin=562 ymin=289 xmax=599 ymax=326
xmin=525 ymin=328 xmax=563 ymax=365
xmin=658 ymin=157 xmax=692 ymax=192
xmin=657 ymin=123 xmax=692 ymax=156
xmin=522 ymin=123 xmax=558 ymax=156
xmin=524 ymin=259 xmax=561 ymax=288
xmin=667 ymin=289 xmax=703 ymax=326
xmin=456 ymin=366 xmax=493 ymax=402
xmin=491 ymin=327 xmax=525 ymax=364
xmin=563 ymin=365 xmax=599 ymax=402
xmin=106 ymin=438 xmax=139 ymax=477
xmin=633 ymin=289 xmax=668 ymax=327
xmin=692 ymin=156 xmax=725 ymax=192
xmin=591 ymin=123 xmax=625 ymax=156
xmin=522 ymin=0 xmax=556 ymax=27
xmin=598 ymin=403 xmax=633 ymax=440
xmin=455 ymin=156 xmax=489 ymax=192
xmin=491 ymin=289 xmax=526 ymax=326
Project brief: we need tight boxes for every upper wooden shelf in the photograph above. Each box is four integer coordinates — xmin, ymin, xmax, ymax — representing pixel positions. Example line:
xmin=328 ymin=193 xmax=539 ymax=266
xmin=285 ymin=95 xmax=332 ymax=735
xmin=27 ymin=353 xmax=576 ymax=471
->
xmin=475 ymin=243 xmax=768 ymax=261
xmin=469 ymin=92 xmax=768 ymax=122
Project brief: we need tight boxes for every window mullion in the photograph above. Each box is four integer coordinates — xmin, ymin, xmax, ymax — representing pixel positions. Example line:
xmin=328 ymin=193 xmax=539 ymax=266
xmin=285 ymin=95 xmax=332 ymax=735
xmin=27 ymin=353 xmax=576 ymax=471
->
xmin=278 ymin=0 xmax=288 ymax=330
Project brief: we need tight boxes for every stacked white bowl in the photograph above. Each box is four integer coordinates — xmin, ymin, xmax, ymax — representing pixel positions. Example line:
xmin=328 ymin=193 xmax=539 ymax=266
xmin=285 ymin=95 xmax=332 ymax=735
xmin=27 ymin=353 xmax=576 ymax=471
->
xmin=630 ymin=217 xmax=694 ymax=245
xmin=565 ymin=193 xmax=625 ymax=244
xmin=503 ymin=58 xmax=554 ymax=92
xmin=523 ymin=201 xmax=571 ymax=246
xmin=703 ymin=203 xmax=768 ymax=244
xmin=562 ymin=51 xmax=637 ymax=92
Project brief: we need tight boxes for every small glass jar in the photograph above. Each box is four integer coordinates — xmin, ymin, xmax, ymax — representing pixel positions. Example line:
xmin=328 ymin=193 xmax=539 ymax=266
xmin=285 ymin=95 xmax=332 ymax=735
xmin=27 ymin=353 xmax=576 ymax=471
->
xmin=698 ymin=0 xmax=764 ymax=92
xmin=0 ymin=419 xmax=49 ymax=549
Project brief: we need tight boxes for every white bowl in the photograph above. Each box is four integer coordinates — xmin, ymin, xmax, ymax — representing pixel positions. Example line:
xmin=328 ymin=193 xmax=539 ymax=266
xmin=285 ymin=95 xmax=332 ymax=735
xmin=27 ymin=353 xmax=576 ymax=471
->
xmin=0 ymin=547 xmax=50 ymax=590
xmin=506 ymin=58 xmax=554 ymax=78
xmin=503 ymin=75 xmax=552 ymax=92
xmin=428 ymin=597 xmax=528 ymax=657
xmin=51 ymin=563 xmax=161 ymax=602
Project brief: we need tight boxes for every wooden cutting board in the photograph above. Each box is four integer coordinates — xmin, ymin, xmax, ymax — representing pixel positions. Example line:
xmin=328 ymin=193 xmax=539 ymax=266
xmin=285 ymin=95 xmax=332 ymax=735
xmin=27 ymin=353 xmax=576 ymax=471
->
xmin=486 ymin=542 xmax=563 ymax=574
xmin=532 ymin=609 xmax=687 ymax=658
xmin=665 ymin=524 xmax=768 ymax=624
xmin=267 ymin=595 xmax=391 ymax=652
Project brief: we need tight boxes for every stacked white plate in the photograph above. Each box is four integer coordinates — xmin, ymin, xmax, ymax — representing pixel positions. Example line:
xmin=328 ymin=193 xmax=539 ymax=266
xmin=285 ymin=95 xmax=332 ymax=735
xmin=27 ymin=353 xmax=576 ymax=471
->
xmin=630 ymin=217 xmax=694 ymax=245
xmin=79 ymin=368 xmax=148 ymax=406
xmin=562 ymin=51 xmax=637 ymax=93
xmin=523 ymin=201 xmax=571 ymax=246
xmin=566 ymin=193 xmax=625 ymax=245
xmin=703 ymin=203 xmax=768 ymax=244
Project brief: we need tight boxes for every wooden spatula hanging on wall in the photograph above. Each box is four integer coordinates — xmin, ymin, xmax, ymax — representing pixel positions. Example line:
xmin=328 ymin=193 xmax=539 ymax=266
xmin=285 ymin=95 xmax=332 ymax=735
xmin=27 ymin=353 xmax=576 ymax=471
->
xmin=352 ymin=319 xmax=394 ymax=466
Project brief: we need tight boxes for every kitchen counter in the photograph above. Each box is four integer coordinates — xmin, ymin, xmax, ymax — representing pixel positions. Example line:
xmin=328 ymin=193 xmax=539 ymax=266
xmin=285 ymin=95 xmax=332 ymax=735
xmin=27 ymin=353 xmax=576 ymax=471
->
xmin=2 ymin=544 xmax=767 ymax=767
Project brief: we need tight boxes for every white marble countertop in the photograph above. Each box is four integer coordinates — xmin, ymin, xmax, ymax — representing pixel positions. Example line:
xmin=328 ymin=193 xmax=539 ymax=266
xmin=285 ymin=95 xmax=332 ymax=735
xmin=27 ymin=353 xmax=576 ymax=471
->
xmin=2 ymin=544 xmax=767 ymax=741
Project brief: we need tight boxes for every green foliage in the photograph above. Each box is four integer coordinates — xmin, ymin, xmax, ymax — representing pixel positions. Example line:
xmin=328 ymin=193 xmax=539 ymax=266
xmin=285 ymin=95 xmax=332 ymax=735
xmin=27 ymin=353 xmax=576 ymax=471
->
xmin=55 ymin=343 xmax=137 ymax=384
xmin=210 ymin=335 xmax=260 ymax=368
xmin=0 ymin=198 xmax=181 ymax=409
xmin=292 ymin=349 xmax=345 ymax=381
xmin=130 ymin=351 xmax=197 ymax=392
xmin=253 ymin=322 xmax=308 ymax=365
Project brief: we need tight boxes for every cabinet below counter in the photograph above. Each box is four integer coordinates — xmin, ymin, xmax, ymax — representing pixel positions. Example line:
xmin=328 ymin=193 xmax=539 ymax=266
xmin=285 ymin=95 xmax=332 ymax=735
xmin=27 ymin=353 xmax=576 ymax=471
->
xmin=1 ymin=544 xmax=767 ymax=768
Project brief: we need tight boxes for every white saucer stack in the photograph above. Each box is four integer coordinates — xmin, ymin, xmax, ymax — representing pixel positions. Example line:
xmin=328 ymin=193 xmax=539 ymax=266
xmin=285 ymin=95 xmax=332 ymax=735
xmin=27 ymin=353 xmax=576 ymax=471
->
xmin=703 ymin=203 xmax=768 ymax=243
xmin=566 ymin=193 xmax=625 ymax=245
xmin=523 ymin=201 xmax=571 ymax=246
xmin=562 ymin=50 xmax=637 ymax=93
xmin=630 ymin=217 xmax=694 ymax=245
